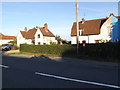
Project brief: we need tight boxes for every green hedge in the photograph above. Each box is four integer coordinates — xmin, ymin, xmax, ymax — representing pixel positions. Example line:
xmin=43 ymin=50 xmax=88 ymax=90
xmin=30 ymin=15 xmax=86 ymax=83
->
xmin=78 ymin=43 xmax=119 ymax=61
xmin=20 ymin=43 xmax=119 ymax=62
xmin=20 ymin=44 xmax=76 ymax=56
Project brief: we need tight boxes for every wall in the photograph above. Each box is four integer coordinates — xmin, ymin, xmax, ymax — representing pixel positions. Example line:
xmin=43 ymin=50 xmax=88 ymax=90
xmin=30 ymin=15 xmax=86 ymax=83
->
xmin=80 ymin=35 xmax=101 ymax=43
xmin=17 ymin=32 xmax=27 ymax=47
xmin=99 ymin=16 xmax=112 ymax=42
xmin=71 ymin=36 xmax=77 ymax=44
xmin=35 ymin=28 xmax=57 ymax=45
xmin=0 ymin=39 xmax=14 ymax=45
xmin=35 ymin=28 xmax=44 ymax=45
xmin=44 ymin=36 xmax=57 ymax=45
xmin=112 ymin=16 xmax=120 ymax=42
xmin=71 ymin=35 xmax=101 ymax=44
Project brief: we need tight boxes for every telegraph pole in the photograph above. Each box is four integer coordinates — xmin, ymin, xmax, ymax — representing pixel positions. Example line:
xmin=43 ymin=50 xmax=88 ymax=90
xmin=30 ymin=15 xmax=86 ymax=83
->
xmin=76 ymin=0 xmax=79 ymax=54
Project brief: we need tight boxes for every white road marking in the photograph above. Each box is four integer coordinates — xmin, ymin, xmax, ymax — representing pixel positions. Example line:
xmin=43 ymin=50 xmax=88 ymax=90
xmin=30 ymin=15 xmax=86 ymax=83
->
xmin=0 ymin=65 xmax=9 ymax=68
xmin=35 ymin=72 xmax=120 ymax=88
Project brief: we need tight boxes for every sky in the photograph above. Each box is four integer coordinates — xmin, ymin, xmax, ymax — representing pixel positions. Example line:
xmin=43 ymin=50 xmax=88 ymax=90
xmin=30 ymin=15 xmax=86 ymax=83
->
xmin=1 ymin=1 xmax=119 ymax=41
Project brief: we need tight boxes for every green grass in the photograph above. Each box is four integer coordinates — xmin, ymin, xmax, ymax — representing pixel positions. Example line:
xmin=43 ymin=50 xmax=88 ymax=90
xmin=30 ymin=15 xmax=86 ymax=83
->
xmin=7 ymin=52 xmax=60 ymax=57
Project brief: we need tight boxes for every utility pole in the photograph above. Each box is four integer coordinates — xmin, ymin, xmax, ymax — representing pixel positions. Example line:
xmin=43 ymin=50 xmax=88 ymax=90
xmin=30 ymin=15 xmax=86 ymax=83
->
xmin=76 ymin=0 xmax=79 ymax=54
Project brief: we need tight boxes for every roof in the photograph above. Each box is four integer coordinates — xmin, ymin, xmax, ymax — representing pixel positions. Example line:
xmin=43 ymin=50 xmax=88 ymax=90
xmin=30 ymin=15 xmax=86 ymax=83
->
xmin=116 ymin=16 xmax=120 ymax=19
xmin=71 ymin=18 xmax=108 ymax=36
xmin=20 ymin=26 xmax=55 ymax=39
xmin=20 ymin=28 xmax=37 ymax=39
xmin=0 ymin=33 xmax=16 ymax=40
xmin=39 ymin=27 xmax=55 ymax=37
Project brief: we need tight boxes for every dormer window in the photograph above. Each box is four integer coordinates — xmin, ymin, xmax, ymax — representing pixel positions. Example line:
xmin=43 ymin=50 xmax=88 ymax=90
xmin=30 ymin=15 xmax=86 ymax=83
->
xmin=38 ymin=34 xmax=40 ymax=38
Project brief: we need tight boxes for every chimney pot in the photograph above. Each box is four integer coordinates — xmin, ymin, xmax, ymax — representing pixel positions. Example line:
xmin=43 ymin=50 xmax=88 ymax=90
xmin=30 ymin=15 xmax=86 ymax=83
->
xmin=82 ymin=18 xmax=85 ymax=24
xmin=109 ymin=13 xmax=114 ymax=17
xmin=35 ymin=26 xmax=39 ymax=29
xmin=44 ymin=23 xmax=48 ymax=30
xmin=24 ymin=27 xmax=27 ymax=32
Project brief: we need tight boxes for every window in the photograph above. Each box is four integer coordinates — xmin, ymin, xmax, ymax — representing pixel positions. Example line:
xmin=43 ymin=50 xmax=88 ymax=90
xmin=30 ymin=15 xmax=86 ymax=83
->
xmin=38 ymin=34 xmax=40 ymax=38
xmin=38 ymin=42 xmax=40 ymax=45
xmin=79 ymin=29 xmax=84 ymax=36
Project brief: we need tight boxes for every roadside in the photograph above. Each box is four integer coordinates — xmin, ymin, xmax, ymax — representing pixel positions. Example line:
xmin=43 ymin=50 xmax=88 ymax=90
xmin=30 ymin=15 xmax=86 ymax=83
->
xmin=3 ymin=50 xmax=119 ymax=66
xmin=4 ymin=50 xmax=20 ymax=54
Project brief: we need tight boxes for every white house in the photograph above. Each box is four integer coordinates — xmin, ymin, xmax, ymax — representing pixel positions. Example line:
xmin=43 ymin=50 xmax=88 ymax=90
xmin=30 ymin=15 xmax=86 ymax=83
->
xmin=71 ymin=13 xmax=120 ymax=44
xmin=17 ymin=23 xmax=57 ymax=47
xmin=0 ymin=33 xmax=16 ymax=45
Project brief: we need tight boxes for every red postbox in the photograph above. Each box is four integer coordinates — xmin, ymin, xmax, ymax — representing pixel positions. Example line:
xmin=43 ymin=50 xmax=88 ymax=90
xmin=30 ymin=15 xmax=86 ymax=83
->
xmin=82 ymin=40 xmax=86 ymax=47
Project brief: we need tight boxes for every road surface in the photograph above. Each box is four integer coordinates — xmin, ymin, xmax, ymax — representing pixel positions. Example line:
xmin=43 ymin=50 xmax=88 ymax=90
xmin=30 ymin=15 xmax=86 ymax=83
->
xmin=1 ymin=53 xmax=120 ymax=88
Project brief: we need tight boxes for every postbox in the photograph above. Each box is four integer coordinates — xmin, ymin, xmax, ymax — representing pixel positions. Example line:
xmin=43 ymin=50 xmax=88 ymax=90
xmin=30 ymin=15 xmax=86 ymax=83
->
xmin=82 ymin=40 xmax=86 ymax=47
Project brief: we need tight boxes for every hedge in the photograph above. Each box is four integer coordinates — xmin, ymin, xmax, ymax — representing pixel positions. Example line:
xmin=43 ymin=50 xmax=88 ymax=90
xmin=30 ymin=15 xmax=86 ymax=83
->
xmin=20 ymin=43 xmax=120 ymax=62
xmin=20 ymin=44 xmax=76 ymax=56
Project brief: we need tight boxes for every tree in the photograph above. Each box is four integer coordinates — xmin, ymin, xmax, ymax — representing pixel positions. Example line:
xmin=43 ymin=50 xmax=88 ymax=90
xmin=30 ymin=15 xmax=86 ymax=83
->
xmin=8 ymin=37 xmax=17 ymax=45
xmin=55 ymin=35 xmax=70 ymax=44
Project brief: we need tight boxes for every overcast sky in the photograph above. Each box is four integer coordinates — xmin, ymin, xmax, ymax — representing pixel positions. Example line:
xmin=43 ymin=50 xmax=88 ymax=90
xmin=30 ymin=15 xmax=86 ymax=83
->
xmin=1 ymin=1 xmax=119 ymax=40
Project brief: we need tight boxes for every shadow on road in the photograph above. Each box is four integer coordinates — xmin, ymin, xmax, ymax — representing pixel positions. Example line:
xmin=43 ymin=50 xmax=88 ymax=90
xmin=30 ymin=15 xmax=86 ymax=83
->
xmin=2 ymin=54 xmax=119 ymax=88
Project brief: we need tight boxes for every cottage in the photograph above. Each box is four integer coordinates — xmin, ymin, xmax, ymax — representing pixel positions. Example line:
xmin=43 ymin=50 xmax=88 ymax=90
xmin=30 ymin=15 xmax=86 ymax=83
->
xmin=17 ymin=23 xmax=57 ymax=47
xmin=0 ymin=33 xmax=16 ymax=45
xmin=71 ymin=13 xmax=120 ymax=44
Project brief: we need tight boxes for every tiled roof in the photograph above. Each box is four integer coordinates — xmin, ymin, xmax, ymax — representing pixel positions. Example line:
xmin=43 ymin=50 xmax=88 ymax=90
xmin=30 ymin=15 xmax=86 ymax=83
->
xmin=71 ymin=18 xmax=108 ymax=36
xmin=0 ymin=33 xmax=16 ymax=40
xmin=39 ymin=27 xmax=55 ymax=37
xmin=20 ymin=28 xmax=37 ymax=39
xmin=116 ymin=16 xmax=120 ymax=19
xmin=20 ymin=26 xmax=55 ymax=39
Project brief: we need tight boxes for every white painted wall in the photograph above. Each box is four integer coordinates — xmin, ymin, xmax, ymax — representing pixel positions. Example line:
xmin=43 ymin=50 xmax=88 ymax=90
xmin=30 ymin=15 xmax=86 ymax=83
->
xmin=71 ymin=36 xmax=77 ymax=44
xmin=35 ymin=28 xmax=44 ymax=45
xmin=0 ymin=39 xmax=14 ymax=45
xmin=99 ymin=16 xmax=112 ymax=42
xmin=71 ymin=35 xmax=100 ymax=44
xmin=17 ymin=32 xmax=26 ymax=47
xmin=25 ymin=39 xmax=33 ymax=45
xmin=44 ymin=36 xmax=57 ymax=45
xmin=35 ymin=28 xmax=57 ymax=45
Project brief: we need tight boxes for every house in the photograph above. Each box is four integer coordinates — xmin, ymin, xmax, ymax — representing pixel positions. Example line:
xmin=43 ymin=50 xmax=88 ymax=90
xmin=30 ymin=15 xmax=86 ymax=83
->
xmin=0 ymin=33 xmax=16 ymax=45
xmin=71 ymin=13 xmax=120 ymax=44
xmin=17 ymin=23 xmax=57 ymax=47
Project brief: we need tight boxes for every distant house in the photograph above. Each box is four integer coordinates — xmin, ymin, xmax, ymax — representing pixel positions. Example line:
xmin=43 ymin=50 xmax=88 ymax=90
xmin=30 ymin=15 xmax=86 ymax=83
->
xmin=71 ymin=13 xmax=120 ymax=44
xmin=17 ymin=23 xmax=57 ymax=47
xmin=0 ymin=33 xmax=16 ymax=45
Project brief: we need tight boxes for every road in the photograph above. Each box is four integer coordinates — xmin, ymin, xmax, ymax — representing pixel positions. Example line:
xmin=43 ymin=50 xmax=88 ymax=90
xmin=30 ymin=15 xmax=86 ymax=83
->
xmin=1 ymin=53 xmax=120 ymax=88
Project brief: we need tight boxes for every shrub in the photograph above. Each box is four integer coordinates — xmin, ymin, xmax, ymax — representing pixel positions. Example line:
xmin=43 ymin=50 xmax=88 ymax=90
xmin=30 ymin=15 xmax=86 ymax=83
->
xmin=12 ymin=45 xmax=19 ymax=50
xmin=20 ymin=43 xmax=119 ymax=62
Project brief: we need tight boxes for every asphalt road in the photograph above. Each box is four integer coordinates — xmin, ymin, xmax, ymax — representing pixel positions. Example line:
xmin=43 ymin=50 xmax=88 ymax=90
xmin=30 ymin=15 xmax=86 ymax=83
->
xmin=1 ymin=53 xmax=120 ymax=88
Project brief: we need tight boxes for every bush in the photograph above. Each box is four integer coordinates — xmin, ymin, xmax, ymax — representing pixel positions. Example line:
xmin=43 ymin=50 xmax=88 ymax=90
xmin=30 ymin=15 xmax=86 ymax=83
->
xmin=20 ymin=44 xmax=75 ymax=56
xmin=12 ymin=45 xmax=19 ymax=50
xmin=20 ymin=43 xmax=119 ymax=62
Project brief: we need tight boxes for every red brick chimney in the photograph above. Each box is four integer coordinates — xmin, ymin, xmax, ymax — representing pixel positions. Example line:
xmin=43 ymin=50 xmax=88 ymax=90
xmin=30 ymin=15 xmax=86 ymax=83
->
xmin=82 ymin=18 xmax=85 ymax=24
xmin=44 ymin=23 xmax=48 ymax=30
xmin=109 ymin=13 xmax=114 ymax=17
xmin=24 ymin=27 xmax=27 ymax=32
xmin=35 ymin=26 xmax=39 ymax=29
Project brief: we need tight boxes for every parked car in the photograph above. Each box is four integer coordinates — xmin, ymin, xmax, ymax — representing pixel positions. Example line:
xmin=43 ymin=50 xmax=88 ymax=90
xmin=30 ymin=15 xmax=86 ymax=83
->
xmin=2 ymin=44 xmax=13 ymax=51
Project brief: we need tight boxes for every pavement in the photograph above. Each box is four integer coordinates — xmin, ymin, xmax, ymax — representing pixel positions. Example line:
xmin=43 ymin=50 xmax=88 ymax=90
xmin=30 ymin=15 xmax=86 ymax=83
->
xmin=4 ymin=50 xmax=19 ymax=54
xmin=1 ymin=52 xmax=120 ymax=88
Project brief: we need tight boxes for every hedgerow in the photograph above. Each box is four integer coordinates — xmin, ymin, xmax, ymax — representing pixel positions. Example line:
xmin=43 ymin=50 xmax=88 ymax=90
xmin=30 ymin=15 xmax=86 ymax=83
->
xmin=20 ymin=43 xmax=119 ymax=62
